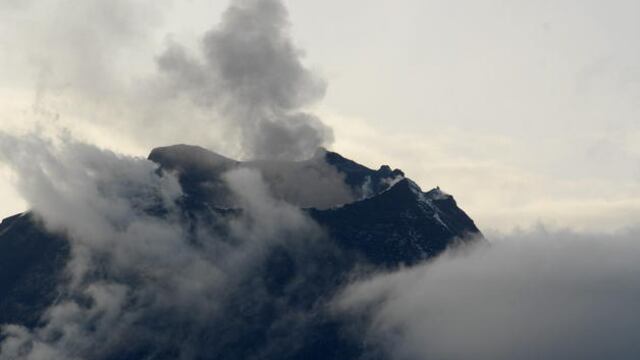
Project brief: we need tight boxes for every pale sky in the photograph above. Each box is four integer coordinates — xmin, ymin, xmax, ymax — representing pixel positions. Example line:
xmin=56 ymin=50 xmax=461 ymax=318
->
xmin=1 ymin=0 xmax=639 ymax=233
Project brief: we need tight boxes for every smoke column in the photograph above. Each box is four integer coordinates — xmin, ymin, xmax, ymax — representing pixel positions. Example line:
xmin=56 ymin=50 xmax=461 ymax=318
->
xmin=157 ymin=0 xmax=333 ymax=160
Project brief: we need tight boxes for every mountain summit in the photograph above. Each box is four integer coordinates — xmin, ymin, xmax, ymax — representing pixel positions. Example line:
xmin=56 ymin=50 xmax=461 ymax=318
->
xmin=0 ymin=145 xmax=481 ymax=359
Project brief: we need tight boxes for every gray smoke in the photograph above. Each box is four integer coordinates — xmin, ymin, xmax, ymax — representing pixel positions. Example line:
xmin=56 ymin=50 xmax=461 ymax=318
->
xmin=147 ymin=144 xmax=357 ymax=209
xmin=2 ymin=0 xmax=332 ymax=160
xmin=247 ymin=154 xmax=356 ymax=209
xmin=334 ymin=228 xmax=640 ymax=360
xmin=156 ymin=0 xmax=332 ymax=160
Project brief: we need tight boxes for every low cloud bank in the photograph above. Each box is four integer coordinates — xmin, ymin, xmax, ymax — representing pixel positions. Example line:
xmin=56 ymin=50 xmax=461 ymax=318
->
xmin=334 ymin=228 xmax=640 ymax=360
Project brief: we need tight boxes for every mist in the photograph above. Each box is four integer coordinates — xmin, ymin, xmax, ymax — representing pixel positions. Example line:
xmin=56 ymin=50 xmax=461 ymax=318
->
xmin=0 ymin=133 xmax=326 ymax=359
xmin=334 ymin=228 xmax=640 ymax=360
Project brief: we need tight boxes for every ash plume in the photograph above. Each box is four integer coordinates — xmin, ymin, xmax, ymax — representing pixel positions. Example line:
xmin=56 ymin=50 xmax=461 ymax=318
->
xmin=334 ymin=229 xmax=640 ymax=360
xmin=157 ymin=0 xmax=332 ymax=160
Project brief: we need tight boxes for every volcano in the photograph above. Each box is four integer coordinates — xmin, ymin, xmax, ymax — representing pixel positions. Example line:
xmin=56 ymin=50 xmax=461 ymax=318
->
xmin=0 ymin=145 xmax=481 ymax=359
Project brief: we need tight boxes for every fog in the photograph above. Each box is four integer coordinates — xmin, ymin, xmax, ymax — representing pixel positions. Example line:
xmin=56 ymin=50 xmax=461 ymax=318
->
xmin=334 ymin=228 xmax=640 ymax=359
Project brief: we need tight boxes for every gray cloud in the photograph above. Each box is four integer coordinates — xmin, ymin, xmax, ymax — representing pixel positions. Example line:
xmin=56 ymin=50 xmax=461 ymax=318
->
xmin=334 ymin=229 xmax=640 ymax=360
xmin=0 ymin=133 xmax=325 ymax=359
xmin=156 ymin=0 xmax=332 ymax=160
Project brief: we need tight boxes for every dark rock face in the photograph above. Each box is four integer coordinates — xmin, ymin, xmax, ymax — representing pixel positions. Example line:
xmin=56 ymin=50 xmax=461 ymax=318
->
xmin=0 ymin=213 xmax=69 ymax=328
xmin=0 ymin=146 xmax=481 ymax=359
xmin=310 ymin=178 xmax=479 ymax=267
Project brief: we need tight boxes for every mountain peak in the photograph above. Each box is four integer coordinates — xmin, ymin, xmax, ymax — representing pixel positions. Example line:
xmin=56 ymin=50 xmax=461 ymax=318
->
xmin=147 ymin=144 xmax=415 ymax=209
xmin=425 ymin=186 xmax=452 ymax=200
xmin=148 ymin=144 xmax=237 ymax=174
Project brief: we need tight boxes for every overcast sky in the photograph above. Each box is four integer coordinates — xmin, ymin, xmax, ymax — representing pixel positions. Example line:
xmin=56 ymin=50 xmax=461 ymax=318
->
xmin=1 ymin=0 xmax=639 ymax=233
